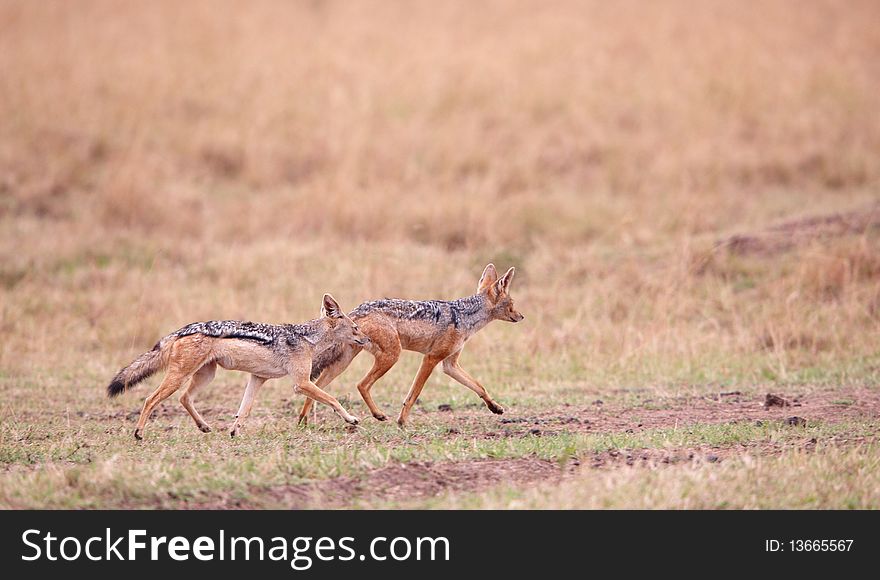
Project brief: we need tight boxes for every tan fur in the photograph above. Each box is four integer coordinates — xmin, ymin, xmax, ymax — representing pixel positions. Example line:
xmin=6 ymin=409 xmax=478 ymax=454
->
xmin=117 ymin=294 xmax=367 ymax=440
xmin=296 ymin=264 xmax=523 ymax=427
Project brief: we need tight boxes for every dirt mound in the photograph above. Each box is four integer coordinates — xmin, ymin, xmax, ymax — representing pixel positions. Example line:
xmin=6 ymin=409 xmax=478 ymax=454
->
xmin=715 ymin=203 xmax=880 ymax=256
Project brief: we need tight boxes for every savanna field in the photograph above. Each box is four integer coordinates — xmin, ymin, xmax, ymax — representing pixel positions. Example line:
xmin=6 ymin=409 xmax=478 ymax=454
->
xmin=1 ymin=0 xmax=879 ymax=508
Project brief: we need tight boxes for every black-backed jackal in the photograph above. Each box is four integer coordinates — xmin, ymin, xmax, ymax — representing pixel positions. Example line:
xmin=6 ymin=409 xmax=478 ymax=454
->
xmin=106 ymin=294 xmax=370 ymax=439
xmin=293 ymin=264 xmax=523 ymax=427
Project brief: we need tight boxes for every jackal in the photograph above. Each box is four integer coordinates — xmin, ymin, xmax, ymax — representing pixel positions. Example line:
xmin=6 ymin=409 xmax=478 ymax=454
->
xmin=106 ymin=294 xmax=370 ymax=439
xmin=294 ymin=264 xmax=523 ymax=427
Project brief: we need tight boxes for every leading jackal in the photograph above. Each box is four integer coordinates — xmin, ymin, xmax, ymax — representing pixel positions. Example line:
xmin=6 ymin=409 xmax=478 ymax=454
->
xmin=106 ymin=294 xmax=369 ymax=439
xmin=294 ymin=264 xmax=524 ymax=426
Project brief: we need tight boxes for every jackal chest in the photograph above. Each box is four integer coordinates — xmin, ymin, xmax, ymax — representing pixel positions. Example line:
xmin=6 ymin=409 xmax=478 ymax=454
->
xmin=212 ymin=339 xmax=289 ymax=378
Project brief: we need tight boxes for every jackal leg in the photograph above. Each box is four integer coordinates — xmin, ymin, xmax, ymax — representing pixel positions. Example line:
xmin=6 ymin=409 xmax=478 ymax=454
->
xmin=295 ymin=380 xmax=360 ymax=426
xmin=355 ymin=341 xmax=401 ymax=421
xmin=230 ymin=374 xmax=268 ymax=437
xmin=298 ymin=347 xmax=360 ymax=425
xmin=179 ymin=362 xmax=217 ymax=433
xmin=396 ymin=355 xmax=441 ymax=427
xmin=441 ymin=351 xmax=504 ymax=415
xmin=134 ymin=368 xmax=196 ymax=440
xmin=297 ymin=368 xmax=341 ymax=426
xmin=299 ymin=347 xmax=395 ymax=423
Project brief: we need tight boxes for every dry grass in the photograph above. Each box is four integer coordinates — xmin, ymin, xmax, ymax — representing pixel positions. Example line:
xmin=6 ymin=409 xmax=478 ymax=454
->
xmin=1 ymin=0 xmax=879 ymax=508
xmin=417 ymin=445 xmax=880 ymax=509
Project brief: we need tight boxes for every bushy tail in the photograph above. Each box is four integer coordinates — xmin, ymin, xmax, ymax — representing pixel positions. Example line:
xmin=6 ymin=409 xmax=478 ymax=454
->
xmin=107 ymin=339 xmax=171 ymax=398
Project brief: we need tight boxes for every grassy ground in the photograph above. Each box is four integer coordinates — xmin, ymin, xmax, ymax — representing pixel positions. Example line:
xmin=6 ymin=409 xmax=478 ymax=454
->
xmin=413 ymin=445 xmax=880 ymax=509
xmin=1 ymin=0 xmax=879 ymax=509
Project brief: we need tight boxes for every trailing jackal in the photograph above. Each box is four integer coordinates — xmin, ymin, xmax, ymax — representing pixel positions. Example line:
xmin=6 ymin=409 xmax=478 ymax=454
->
xmin=106 ymin=294 xmax=369 ymax=439
xmin=293 ymin=264 xmax=523 ymax=427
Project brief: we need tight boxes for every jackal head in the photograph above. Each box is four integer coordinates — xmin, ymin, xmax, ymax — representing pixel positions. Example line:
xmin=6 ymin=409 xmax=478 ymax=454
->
xmin=321 ymin=293 xmax=371 ymax=346
xmin=477 ymin=263 xmax=524 ymax=323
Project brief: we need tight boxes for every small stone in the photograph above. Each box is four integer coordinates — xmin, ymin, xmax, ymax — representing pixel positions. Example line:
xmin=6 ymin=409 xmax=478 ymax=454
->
xmin=706 ymin=454 xmax=720 ymax=463
xmin=438 ymin=404 xmax=453 ymax=412
xmin=529 ymin=428 xmax=542 ymax=435
xmin=785 ymin=416 xmax=807 ymax=427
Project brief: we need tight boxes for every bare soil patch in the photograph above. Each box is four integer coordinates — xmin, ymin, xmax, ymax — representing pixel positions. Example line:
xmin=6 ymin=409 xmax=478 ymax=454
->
xmin=237 ymin=457 xmax=575 ymax=510
xmin=196 ymin=434 xmax=875 ymax=510
xmin=441 ymin=388 xmax=880 ymax=440
xmin=586 ymin=434 xmax=872 ymax=469
xmin=180 ymin=388 xmax=879 ymax=509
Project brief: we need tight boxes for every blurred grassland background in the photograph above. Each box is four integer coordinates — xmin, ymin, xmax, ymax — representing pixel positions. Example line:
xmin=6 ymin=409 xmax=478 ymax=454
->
xmin=1 ymin=0 xmax=879 ymax=413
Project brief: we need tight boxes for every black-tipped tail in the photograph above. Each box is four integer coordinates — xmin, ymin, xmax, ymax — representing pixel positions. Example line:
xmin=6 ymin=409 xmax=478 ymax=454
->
xmin=106 ymin=341 xmax=166 ymax=398
xmin=107 ymin=377 xmax=128 ymax=398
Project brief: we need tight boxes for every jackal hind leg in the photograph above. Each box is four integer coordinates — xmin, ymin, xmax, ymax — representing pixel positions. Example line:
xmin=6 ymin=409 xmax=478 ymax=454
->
xmin=179 ymin=362 xmax=217 ymax=433
xmin=134 ymin=336 xmax=211 ymax=440
xmin=355 ymin=339 xmax=401 ymax=421
xmin=134 ymin=369 xmax=196 ymax=440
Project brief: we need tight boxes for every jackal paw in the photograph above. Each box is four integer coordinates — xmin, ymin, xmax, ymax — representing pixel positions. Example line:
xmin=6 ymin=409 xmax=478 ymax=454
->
xmin=487 ymin=401 xmax=505 ymax=415
xmin=229 ymin=426 xmax=240 ymax=438
xmin=344 ymin=415 xmax=360 ymax=426
xmin=373 ymin=412 xmax=388 ymax=422
xmin=133 ymin=429 xmax=143 ymax=441
xmin=198 ymin=424 xmax=212 ymax=433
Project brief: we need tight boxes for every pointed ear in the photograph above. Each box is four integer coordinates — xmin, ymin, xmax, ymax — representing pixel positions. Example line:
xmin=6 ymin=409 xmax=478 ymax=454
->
xmin=494 ymin=267 xmax=515 ymax=295
xmin=321 ymin=293 xmax=343 ymax=318
xmin=477 ymin=263 xmax=498 ymax=293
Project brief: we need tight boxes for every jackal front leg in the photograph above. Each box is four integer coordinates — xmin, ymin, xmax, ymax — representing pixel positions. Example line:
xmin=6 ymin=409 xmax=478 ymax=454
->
xmin=397 ymin=355 xmax=441 ymax=427
xmin=441 ymin=350 xmax=504 ymax=415
xmin=295 ymin=380 xmax=360 ymax=426
xmin=230 ymin=374 xmax=267 ymax=437
xmin=298 ymin=346 xmax=361 ymax=425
